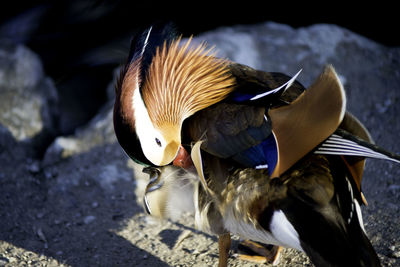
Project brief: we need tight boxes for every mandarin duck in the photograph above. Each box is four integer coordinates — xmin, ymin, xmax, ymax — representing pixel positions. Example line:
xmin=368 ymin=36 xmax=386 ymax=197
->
xmin=113 ymin=25 xmax=400 ymax=266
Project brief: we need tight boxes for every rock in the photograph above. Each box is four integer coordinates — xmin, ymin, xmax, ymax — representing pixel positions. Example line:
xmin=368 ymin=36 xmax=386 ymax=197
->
xmin=0 ymin=123 xmax=26 ymax=163
xmin=43 ymin=102 xmax=115 ymax=164
xmin=42 ymin=69 xmax=119 ymax=166
xmin=42 ymin=68 xmax=144 ymax=195
xmin=195 ymin=22 xmax=400 ymax=141
xmin=0 ymin=41 xmax=59 ymax=156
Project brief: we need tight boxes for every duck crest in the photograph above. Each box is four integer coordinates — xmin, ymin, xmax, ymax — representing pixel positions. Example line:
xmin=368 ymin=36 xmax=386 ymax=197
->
xmin=116 ymin=24 xmax=178 ymax=95
xmin=141 ymin=36 xmax=236 ymax=126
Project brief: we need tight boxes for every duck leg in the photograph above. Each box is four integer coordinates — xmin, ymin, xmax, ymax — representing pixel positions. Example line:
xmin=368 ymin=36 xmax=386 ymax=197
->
xmin=236 ymin=240 xmax=282 ymax=265
xmin=218 ymin=233 xmax=231 ymax=267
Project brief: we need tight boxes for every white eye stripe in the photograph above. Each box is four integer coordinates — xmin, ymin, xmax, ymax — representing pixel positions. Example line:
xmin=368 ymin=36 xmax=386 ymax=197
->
xmin=133 ymin=86 xmax=166 ymax=165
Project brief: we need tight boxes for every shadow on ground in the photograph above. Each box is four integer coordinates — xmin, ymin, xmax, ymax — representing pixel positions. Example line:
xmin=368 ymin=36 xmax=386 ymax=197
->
xmin=0 ymin=143 xmax=169 ymax=266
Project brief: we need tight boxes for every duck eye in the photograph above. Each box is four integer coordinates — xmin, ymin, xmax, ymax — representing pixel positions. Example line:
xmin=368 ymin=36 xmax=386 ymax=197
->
xmin=155 ymin=138 xmax=162 ymax=147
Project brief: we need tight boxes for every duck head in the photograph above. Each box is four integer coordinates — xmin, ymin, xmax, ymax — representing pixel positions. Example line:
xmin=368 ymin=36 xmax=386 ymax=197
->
xmin=113 ymin=26 xmax=235 ymax=166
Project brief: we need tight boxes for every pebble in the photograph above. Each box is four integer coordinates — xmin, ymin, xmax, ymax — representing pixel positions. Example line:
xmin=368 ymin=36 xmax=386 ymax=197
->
xmin=392 ymin=251 xmax=400 ymax=258
xmin=8 ymin=256 xmax=17 ymax=263
xmin=0 ymin=257 xmax=9 ymax=265
xmin=36 ymin=228 xmax=47 ymax=243
xmin=26 ymin=160 xmax=40 ymax=174
xmin=389 ymin=246 xmax=400 ymax=258
xmin=83 ymin=215 xmax=96 ymax=224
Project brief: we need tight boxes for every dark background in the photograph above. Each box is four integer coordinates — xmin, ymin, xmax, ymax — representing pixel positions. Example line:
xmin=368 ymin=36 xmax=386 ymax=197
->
xmin=0 ymin=0 xmax=397 ymax=135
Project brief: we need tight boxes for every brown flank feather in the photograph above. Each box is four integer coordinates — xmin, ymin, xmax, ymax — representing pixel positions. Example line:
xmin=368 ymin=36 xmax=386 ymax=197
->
xmin=141 ymin=37 xmax=236 ymax=127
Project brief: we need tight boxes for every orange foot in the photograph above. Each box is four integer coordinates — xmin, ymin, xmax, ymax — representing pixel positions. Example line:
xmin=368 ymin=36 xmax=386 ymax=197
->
xmin=235 ymin=240 xmax=282 ymax=265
